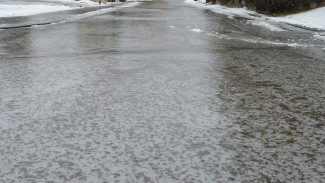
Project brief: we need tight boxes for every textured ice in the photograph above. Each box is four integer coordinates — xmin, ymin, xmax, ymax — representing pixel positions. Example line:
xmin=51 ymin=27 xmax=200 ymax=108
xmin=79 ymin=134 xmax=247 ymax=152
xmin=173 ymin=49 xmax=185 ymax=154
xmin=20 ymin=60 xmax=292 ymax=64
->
xmin=0 ymin=0 xmax=324 ymax=182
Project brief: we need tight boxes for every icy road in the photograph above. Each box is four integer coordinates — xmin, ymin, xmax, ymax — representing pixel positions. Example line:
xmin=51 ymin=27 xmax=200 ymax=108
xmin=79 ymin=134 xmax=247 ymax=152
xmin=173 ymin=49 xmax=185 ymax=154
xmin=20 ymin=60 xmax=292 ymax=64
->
xmin=0 ymin=0 xmax=324 ymax=182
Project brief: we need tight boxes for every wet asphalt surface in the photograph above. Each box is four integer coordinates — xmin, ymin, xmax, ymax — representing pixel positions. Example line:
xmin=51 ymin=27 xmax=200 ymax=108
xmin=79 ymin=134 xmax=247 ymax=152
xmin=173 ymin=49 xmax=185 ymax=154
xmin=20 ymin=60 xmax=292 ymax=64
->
xmin=0 ymin=0 xmax=325 ymax=182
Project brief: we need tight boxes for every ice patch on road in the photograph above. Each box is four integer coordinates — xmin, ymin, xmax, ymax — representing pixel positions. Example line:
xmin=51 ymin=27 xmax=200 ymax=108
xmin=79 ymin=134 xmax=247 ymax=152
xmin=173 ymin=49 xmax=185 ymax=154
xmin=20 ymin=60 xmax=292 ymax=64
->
xmin=64 ymin=2 xmax=140 ymax=20
xmin=191 ymin=28 xmax=203 ymax=33
xmin=0 ymin=4 xmax=72 ymax=17
xmin=120 ymin=2 xmax=141 ymax=7
xmin=31 ymin=2 xmax=141 ymax=28
xmin=247 ymin=20 xmax=284 ymax=32
xmin=314 ymin=33 xmax=325 ymax=42
xmin=205 ymin=32 xmax=314 ymax=48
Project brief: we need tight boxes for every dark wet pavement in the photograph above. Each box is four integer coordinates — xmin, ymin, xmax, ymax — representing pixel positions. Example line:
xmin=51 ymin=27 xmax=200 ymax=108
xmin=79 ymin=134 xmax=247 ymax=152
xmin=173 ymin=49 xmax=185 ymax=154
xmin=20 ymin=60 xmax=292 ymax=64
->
xmin=0 ymin=0 xmax=324 ymax=182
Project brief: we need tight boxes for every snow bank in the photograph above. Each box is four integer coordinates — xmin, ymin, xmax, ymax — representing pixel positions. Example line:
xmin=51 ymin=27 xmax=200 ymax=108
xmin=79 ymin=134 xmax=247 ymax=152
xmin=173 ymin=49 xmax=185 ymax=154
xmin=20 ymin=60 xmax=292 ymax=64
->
xmin=0 ymin=4 xmax=72 ymax=17
xmin=185 ymin=0 xmax=258 ymax=18
xmin=0 ymin=0 xmax=115 ymax=18
xmin=270 ymin=7 xmax=325 ymax=31
xmin=48 ymin=0 xmax=102 ymax=7
xmin=185 ymin=0 xmax=325 ymax=31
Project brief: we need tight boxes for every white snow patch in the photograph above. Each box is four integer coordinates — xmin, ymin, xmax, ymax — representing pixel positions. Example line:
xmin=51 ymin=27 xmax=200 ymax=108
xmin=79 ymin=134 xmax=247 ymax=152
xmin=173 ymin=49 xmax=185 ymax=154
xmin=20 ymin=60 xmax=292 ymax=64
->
xmin=185 ymin=0 xmax=258 ymax=19
xmin=271 ymin=7 xmax=325 ymax=30
xmin=314 ymin=33 xmax=325 ymax=41
xmin=34 ymin=2 xmax=141 ymax=27
xmin=191 ymin=28 xmax=203 ymax=32
xmin=47 ymin=0 xmax=110 ymax=7
xmin=185 ymin=0 xmax=325 ymax=31
xmin=120 ymin=2 xmax=141 ymax=7
xmin=0 ymin=0 xmax=131 ymax=18
xmin=0 ymin=4 xmax=72 ymax=17
xmin=247 ymin=20 xmax=284 ymax=31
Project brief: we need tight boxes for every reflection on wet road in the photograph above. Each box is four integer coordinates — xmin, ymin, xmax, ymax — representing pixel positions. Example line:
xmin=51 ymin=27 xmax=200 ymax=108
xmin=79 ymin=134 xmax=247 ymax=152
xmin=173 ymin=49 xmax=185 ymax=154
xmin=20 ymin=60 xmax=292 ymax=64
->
xmin=0 ymin=0 xmax=324 ymax=182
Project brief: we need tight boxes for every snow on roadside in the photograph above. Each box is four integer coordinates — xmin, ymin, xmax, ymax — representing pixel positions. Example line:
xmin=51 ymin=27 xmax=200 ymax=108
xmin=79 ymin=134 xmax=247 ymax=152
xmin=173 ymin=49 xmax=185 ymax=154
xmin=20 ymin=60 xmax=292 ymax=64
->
xmin=0 ymin=0 xmax=113 ymax=18
xmin=26 ymin=1 xmax=141 ymax=28
xmin=185 ymin=0 xmax=284 ymax=31
xmin=185 ymin=0 xmax=257 ymax=19
xmin=270 ymin=7 xmax=325 ymax=31
xmin=0 ymin=4 xmax=72 ymax=17
xmin=47 ymin=0 xmax=103 ymax=7
xmin=185 ymin=0 xmax=325 ymax=31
